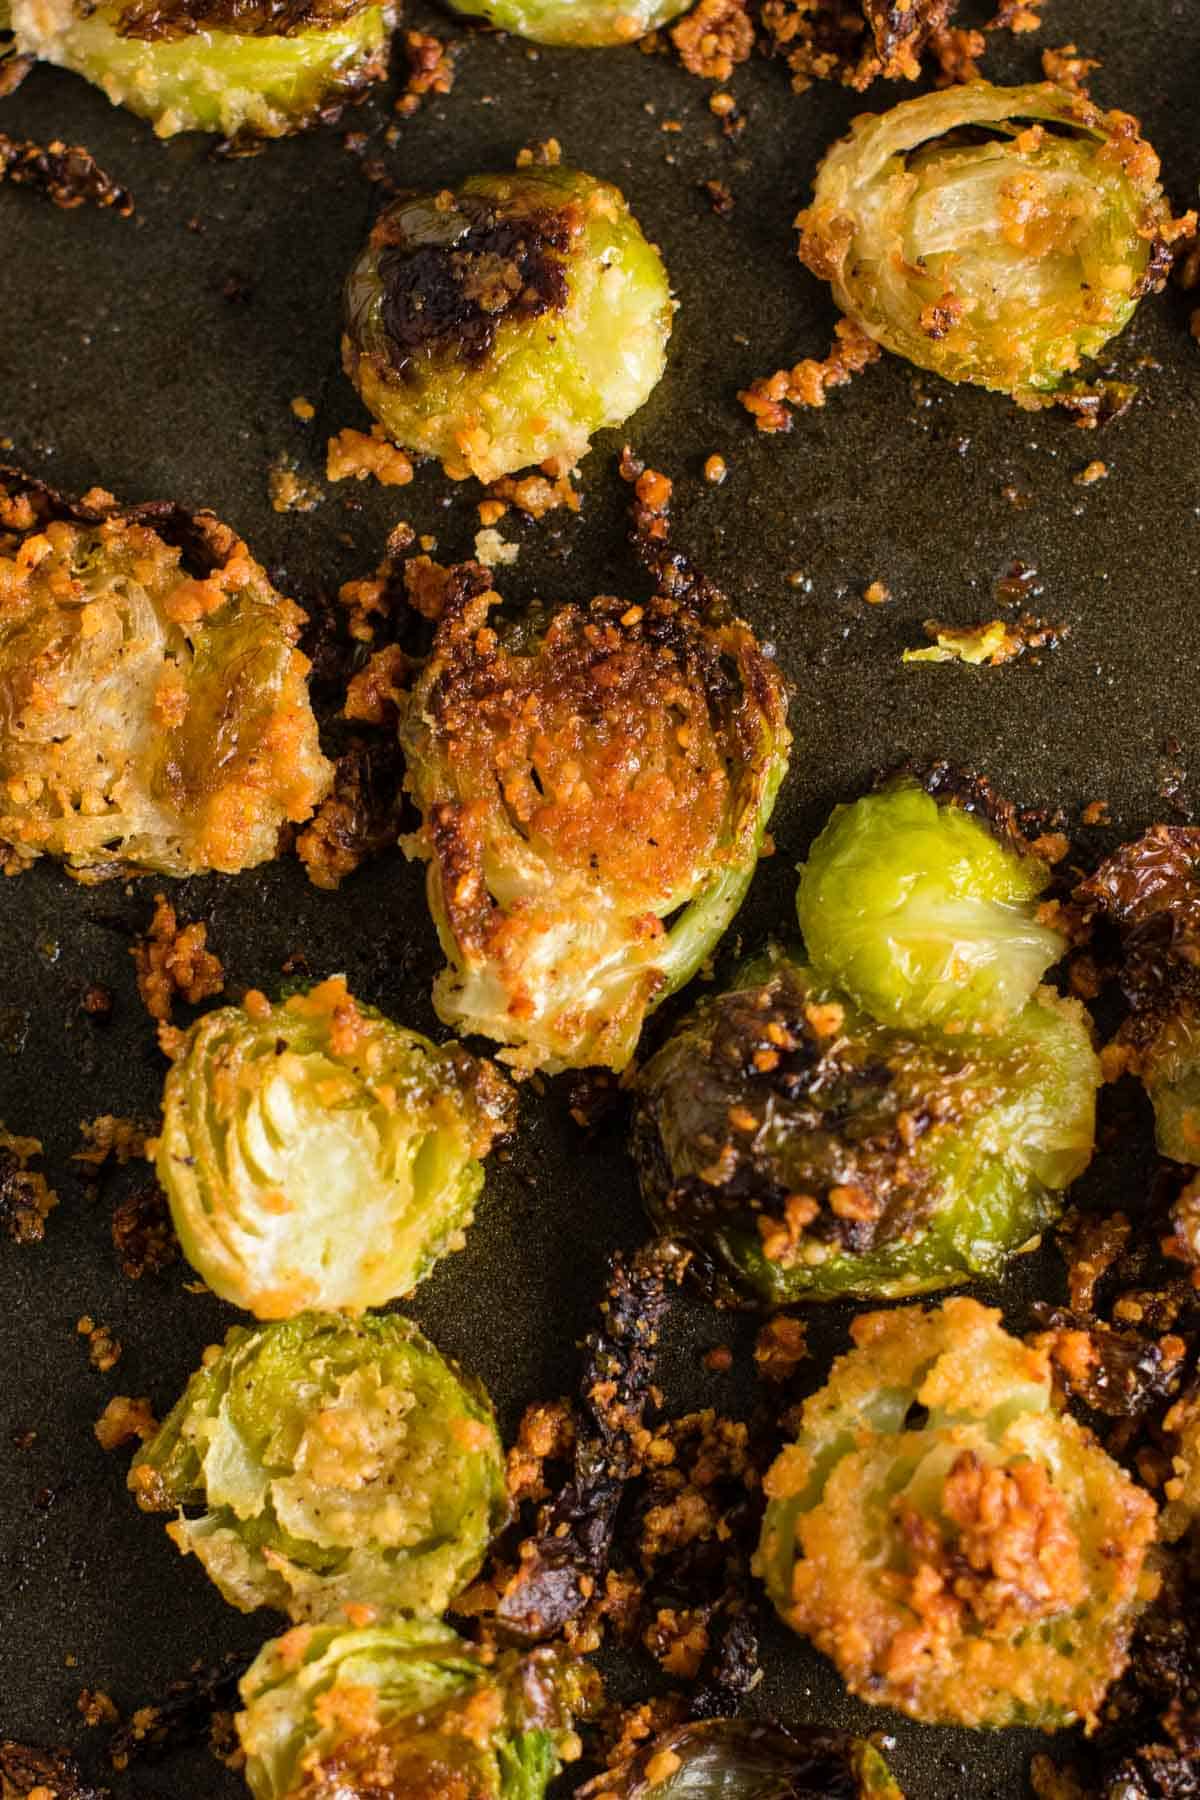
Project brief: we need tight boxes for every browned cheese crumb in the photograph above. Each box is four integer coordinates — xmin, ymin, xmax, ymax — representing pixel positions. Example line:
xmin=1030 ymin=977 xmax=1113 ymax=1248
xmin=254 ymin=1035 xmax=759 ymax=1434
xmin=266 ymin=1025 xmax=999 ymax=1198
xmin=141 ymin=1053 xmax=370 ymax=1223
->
xmin=394 ymin=29 xmax=457 ymax=119
xmin=77 ymin=1316 xmax=122 ymax=1373
xmin=863 ymin=579 xmax=891 ymax=605
xmin=132 ymin=895 xmax=224 ymax=1025
xmin=703 ymin=453 xmax=728 ymax=484
xmin=74 ymin=1116 xmax=149 ymax=1170
xmin=739 ymin=319 xmax=881 ymax=431
xmin=291 ymin=396 xmax=315 ymax=421
xmin=754 ymin=1314 xmax=809 ymax=1381
xmin=208 ymin=1711 xmax=245 ymax=1773
xmin=326 ymin=426 xmax=415 ymax=487
xmin=599 ymin=1699 xmax=686 ymax=1772
xmin=928 ymin=24 xmax=985 ymax=84
xmin=506 ymin=1399 xmax=577 ymax=1505
xmin=760 ymin=0 xmax=953 ymax=94
xmin=1041 ymin=42 xmax=1099 ymax=90
xmin=701 ymin=179 xmax=734 ymax=217
xmin=903 ymin=614 xmax=1068 ymax=666
xmin=267 ymin=454 xmax=323 ymax=515
xmin=516 ymin=138 xmax=562 ymax=167
xmin=1029 ymin=1755 xmax=1090 ymax=1800
xmin=0 ymin=134 xmax=133 ymax=214
xmin=1074 ymin=460 xmax=1108 ymax=485
xmin=76 ymin=1691 xmax=119 ymax=1730
xmin=486 ymin=467 xmax=581 ymax=519
xmin=94 ymin=1395 xmax=157 ymax=1451
xmin=703 ymin=1343 xmax=733 ymax=1372
xmin=991 ymin=0 xmax=1044 ymax=30
xmin=112 ymin=1186 xmax=178 ymax=1280
xmin=670 ymin=0 xmax=754 ymax=80
xmin=0 ymin=1128 xmax=58 ymax=1245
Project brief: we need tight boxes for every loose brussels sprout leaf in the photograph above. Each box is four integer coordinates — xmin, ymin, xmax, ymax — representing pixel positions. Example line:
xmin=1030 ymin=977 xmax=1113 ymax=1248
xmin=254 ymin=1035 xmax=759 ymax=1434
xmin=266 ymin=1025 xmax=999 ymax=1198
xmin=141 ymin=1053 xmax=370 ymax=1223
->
xmin=237 ymin=1618 xmax=596 ymax=1800
xmin=798 ymin=82 xmax=1178 ymax=405
xmin=443 ymin=0 xmax=688 ymax=47
xmin=157 ymin=977 xmax=515 ymax=1315
xmin=797 ymin=777 xmax=1064 ymax=1034
xmin=758 ymin=1298 xmax=1158 ymax=1729
xmin=398 ymin=579 xmax=790 ymax=1073
xmin=10 ymin=0 xmax=394 ymax=137
xmin=576 ymin=1718 xmax=904 ymax=1799
xmin=632 ymin=949 xmax=1099 ymax=1302
xmin=129 ymin=1310 xmax=508 ymax=1621
xmin=343 ymin=167 xmax=674 ymax=483
xmin=0 ymin=467 xmax=331 ymax=879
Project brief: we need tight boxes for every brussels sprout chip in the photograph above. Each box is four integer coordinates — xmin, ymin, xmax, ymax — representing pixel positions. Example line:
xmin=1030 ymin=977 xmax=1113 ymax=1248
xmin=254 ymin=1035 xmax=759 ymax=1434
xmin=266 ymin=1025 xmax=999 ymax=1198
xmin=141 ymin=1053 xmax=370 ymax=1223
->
xmin=343 ymin=167 xmax=674 ymax=483
xmin=444 ymin=0 xmax=688 ymax=48
xmin=129 ymin=1311 xmax=508 ymax=1621
xmin=237 ymin=1618 xmax=596 ymax=1800
xmin=632 ymin=950 xmax=1099 ymax=1302
xmin=0 ymin=467 xmax=330 ymax=879
xmin=9 ymin=0 xmax=395 ymax=138
xmin=758 ymin=1298 xmax=1157 ymax=1729
xmin=577 ymin=1718 xmax=904 ymax=1800
xmin=399 ymin=578 xmax=790 ymax=1073
xmin=798 ymin=82 xmax=1180 ymax=406
xmin=797 ymin=776 xmax=1065 ymax=1035
xmin=157 ymin=978 xmax=515 ymax=1315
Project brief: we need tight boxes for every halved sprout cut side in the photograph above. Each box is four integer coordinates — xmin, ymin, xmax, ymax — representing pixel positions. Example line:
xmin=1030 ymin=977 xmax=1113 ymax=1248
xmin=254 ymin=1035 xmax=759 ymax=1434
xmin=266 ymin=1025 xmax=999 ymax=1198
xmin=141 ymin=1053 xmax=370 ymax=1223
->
xmin=398 ymin=580 xmax=790 ymax=1073
xmin=343 ymin=166 xmax=675 ymax=483
xmin=157 ymin=977 xmax=515 ymax=1316
xmin=130 ymin=1310 xmax=509 ymax=1622
xmin=632 ymin=949 xmax=1099 ymax=1302
xmin=797 ymin=777 xmax=1065 ymax=1036
xmin=443 ymin=0 xmax=689 ymax=47
xmin=798 ymin=81 xmax=1179 ymax=404
xmin=758 ymin=1298 xmax=1158 ymax=1729
xmin=237 ymin=1618 xmax=595 ymax=1800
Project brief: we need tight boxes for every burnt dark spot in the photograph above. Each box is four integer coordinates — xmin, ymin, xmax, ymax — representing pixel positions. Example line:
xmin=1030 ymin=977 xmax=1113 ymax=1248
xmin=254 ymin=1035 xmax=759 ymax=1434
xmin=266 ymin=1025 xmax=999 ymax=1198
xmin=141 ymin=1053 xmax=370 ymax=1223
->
xmin=378 ymin=195 xmax=574 ymax=376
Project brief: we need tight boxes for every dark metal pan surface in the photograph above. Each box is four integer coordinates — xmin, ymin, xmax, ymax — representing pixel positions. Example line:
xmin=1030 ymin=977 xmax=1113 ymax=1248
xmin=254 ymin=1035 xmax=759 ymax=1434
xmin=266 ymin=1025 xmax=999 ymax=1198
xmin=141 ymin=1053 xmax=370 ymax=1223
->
xmin=1 ymin=2 xmax=1198 ymax=1793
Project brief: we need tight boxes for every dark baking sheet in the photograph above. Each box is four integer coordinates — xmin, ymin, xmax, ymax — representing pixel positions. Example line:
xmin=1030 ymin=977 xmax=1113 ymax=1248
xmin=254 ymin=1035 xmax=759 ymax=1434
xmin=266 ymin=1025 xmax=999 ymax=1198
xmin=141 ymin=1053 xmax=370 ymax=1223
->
xmin=1 ymin=3 xmax=1199 ymax=1793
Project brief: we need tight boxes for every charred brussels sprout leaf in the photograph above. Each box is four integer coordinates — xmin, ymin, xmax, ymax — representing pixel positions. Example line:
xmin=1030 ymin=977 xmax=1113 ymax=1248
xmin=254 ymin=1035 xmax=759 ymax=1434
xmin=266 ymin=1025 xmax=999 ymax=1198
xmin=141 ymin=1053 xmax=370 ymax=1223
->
xmin=10 ymin=0 xmax=394 ymax=137
xmin=399 ymin=580 xmax=790 ymax=1074
xmin=443 ymin=0 xmax=688 ymax=47
xmin=237 ymin=1619 xmax=596 ymax=1800
xmin=157 ymin=978 xmax=515 ymax=1315
xmin=798 ymin=82 xmax=1177 ymax=406
xmin=0 ymin=468 xmax=330 ymax=879
xmin=577 ymin=1718 xmax=904 ymax=1799
xmin=758 ymin=1298 xmax=1158 ymax=1729
xmin=797 ymin=778 xmax=1064 ymax=1035
xmin=129 ymin=1311 xmax=508 ymax=1621
xmin=632 ymin=950 xmax=1098 ymax=1302
xmin=343 ymin=167 xmax=674 ymax=483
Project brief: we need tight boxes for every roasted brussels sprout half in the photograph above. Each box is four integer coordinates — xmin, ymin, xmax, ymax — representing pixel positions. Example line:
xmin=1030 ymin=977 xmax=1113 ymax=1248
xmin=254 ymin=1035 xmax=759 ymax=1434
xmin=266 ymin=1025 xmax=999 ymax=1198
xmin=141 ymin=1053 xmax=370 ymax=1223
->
xmin=129 ymin=1311 xmax=508 ymax=1621
xmin=577 ymin=1718 xmax=904 ymax=1799
xmin=9 ymin=0 xmax=395 ymax=138
xmin=237 ymin=1619 xmax=595 ymax=1800
xmin=343 ymin=167 xmax=674 ymax=483
xmin=157 ymin=978 xmax=515 ymax=1315
xmin=632 ymin=949 xmax=1099 ymax=1302
xmin=797 ymin=82 xmax=1178 ymax=406
xmin=758 ymin=1298 xmax=1158 ymax=1729
xmin=399 ymin=577 xmax=790 ymax=1073
xmin=443 ymin=0 xmax=688 ymax=48
xmin=797 ymin=777 xmax=1065 ymax=1035
xmin=0 ymin=467 xmax=330 ymax=880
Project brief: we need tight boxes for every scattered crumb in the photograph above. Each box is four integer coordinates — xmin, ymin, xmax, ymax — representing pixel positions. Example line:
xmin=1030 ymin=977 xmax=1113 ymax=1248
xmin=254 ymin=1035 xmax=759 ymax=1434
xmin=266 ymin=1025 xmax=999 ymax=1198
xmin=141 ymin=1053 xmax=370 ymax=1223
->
xmin=77 ymin=1316 xmax=122 ymax=1373
xmin=754 ymin=1315 xmax=809 ymax=1381
xmin=74 ymin=1116 xmax=149 ymax=1170
xmin=506 ymin=1400 xmax=576 ymax=1505
xmin=394 ymin=29 xmax=457 ymax=119
xmin=701 ymin=178 xmax=734 ymax=217
xmin=477 ymin=498 xmax=508 ymax=526
xmin=703 ymin=454 xmax=728 ymax=485
xmin=0 ymin=132 xmax=134 ymax=214
xmin=1074 ymin=460 xmax=1108 ymax=486
xmin=474 ymin=528 xmax=519 ymax=567
xmin=131 ymin=894 xmax=224 ymax=1025
xmin=903 ymin=615 xmax=1067 ymax=666
xmin=1041 ymin=43 xmax=1099 ymax=90
xmin=486 ymin=466 xmax=581 ymax=518
xmin=112 ymin=1186 xmax=178 ymax=1280
xmin=671 ymin=0 xmax=753 ymax=79
xmin=0 ymin=1128 xmax=58 ymax=1245
xmin=1081 ymin=800 xmax=1110 ymax=827
xmin=77 ymin=1689 xmax=119 ymax=1728
xmin=326 ymin=426 xmax=415 ymax=487
xmin=267 ymin=453 xmax=323 ymax=514
xmin=990 ymin=0 xmax=1044 ymax=31
xmin=739 ymin=319 xmax=881 ymax=432
xmin=863 ymin=579 xmax=891 ymax=605
xmin=929 ymin=24 xmax=984 ymax=84
xmin=290 ymin=395 xmax=315 ymax=421
xmin=516 ymin=137 xmax=562 ymax=167
xmin=209 ymin=1710 xmax=245 ymax=1773
xmin=94 ymin=1394 xmax=157 ymax=1451
xmin=702 ymin=1344 xmax=733 ymax=1372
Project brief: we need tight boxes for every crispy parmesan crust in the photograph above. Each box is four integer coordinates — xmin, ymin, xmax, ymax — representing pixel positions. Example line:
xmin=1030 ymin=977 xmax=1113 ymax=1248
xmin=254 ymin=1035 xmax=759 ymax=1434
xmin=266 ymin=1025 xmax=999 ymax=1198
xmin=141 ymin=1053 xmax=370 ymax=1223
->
xmin=759 ymin=1298 xmax=1158 ymax=1729
xmin=0 ymin=468 xmax=330 ymax=880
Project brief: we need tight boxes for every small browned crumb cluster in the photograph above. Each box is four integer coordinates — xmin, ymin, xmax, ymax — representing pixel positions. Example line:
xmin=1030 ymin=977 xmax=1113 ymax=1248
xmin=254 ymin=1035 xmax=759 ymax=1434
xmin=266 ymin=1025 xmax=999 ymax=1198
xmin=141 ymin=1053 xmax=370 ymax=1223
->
xmin=0 ymin=1739 xmax=107 ymax=1800
xmin=326 ymin=426 xmax=415 ymax=487
xmin=905 ymin=614 xmax=1069 ymax=667
xmin=267 ymin=453 xmax=324 ymax=515
xmin=739 ymin=319 xmax=881 ymax=432
xmin=94 ymin=1394 xmax=157 ymax=1451
xmin=76 ymin=1316 xmax=122 ymax=1374
xmin=132 ymin=894 xmax=225 ymax=1026
xmin=74 ymin=1116 xmax=149 ymax=1170
xmin=754 ymin=1314 xmax=808 ymax=1381
xmin=516 ymin=138 xmax=563 ymax=168
xmin=0 ymin=134 xmax=133 ymax=215
xmin=759 ymin=0 xmax=952 ymax=94
xmin=506 ymin=1400 xmax=576 ymax=1505
xmin=928 ymin=23 xmax=984 ymax=84
xmin=1041 ymin=42 xmax=1099 ymax=90
xmin=110 ymin=1185 xmax=177 ymax=1280
xmin=394 ymin=29 xmax=457 ymax=119
xmin=670 ymin=0 xmax=754 ymax=81
xmin=618 ymin=446 xmax=673 ymax=543
xmin=483 ymin=466 xmax=581 ymax=521
xmin=76 ymin=1690 xmax=119 ymax=1730
xmin=0 ymin=1127 xmax=58 ymax=1245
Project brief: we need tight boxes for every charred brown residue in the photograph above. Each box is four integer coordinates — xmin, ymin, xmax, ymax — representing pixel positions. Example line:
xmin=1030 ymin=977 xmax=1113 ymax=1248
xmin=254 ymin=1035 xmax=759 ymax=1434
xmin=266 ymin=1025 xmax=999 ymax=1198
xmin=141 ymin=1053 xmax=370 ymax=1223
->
xmin=296 ymin=737 xmax=407 ymax=890
xmin=108 ymin=0 xmax=368 ymax=41
xmin=0 ymin=136 xmax=133 ymax=215
xmin=108 ymin=1653 xmax=252 ymax=1770
xmin=0 ymin=1740 xmax=109 ymax=1798
xmin=0 ymin=1128 xmax=58 ymax=1245
xmin=375 ymin=194 xmax=579 ymax=376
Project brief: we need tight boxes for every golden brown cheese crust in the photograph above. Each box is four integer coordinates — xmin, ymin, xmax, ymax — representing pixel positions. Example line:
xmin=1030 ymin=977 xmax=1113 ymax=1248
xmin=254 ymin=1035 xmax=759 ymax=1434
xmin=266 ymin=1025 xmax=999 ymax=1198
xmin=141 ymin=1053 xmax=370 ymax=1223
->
xmin=0 ymin=468 xmax=330 ymax=880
